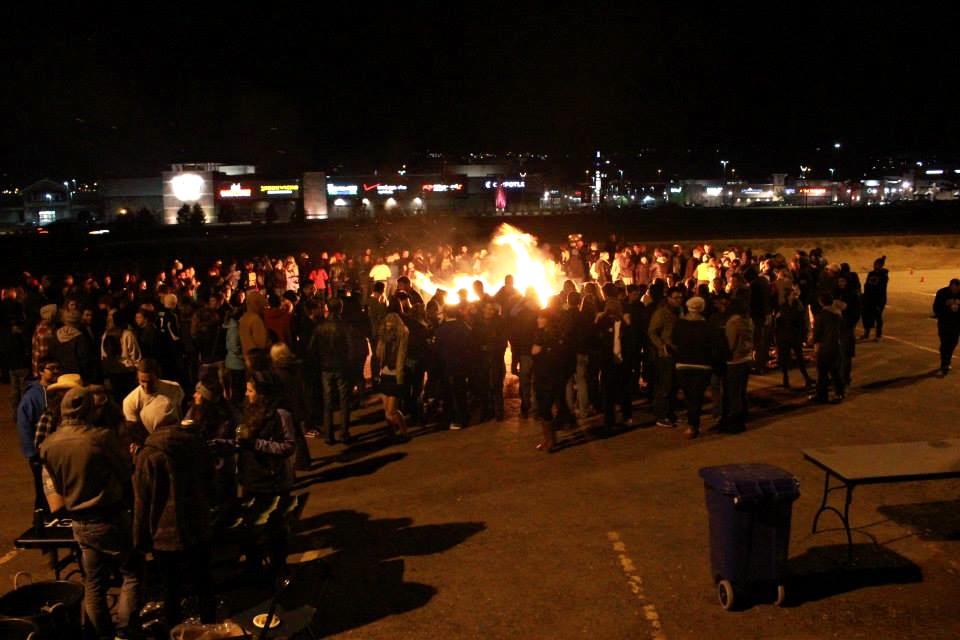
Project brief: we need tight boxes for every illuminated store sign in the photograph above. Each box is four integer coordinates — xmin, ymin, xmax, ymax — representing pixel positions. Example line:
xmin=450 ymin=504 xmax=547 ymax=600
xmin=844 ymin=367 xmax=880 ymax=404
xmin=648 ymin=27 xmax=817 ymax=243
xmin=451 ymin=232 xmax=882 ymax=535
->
xmin=800 ymin=187 xmax=828 ymax=196
xmin=171 ymin=173 xmax=205 ymax=202
xmin=705 ymin=187 xmax=723 ymax=197
xmin=260 ymin=184 xmax=299 ymax=196
xmin=327 ymin=184 xmax=358 ymax=196
xmin=422 ymin=183 xmax=463 ymax=192
xmin=220 ymin=183 xmax=252 ymax=198
xmin=363 ymin=183 xmax=408 ymax=195
xmin=483 ymin=179 xmax=526 ymax=189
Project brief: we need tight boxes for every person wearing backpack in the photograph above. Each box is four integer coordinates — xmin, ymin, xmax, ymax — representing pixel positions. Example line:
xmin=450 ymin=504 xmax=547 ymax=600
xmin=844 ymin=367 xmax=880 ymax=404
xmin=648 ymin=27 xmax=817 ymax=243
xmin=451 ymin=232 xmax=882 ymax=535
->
xmin=722 ymin=298 xmax=754 ymax=433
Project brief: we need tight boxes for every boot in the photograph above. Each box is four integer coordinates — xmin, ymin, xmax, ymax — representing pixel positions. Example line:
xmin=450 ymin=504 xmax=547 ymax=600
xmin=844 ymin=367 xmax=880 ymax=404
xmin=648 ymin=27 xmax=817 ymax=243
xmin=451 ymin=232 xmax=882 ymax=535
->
xmin=781 ymin=372 xmax=791 ymax=389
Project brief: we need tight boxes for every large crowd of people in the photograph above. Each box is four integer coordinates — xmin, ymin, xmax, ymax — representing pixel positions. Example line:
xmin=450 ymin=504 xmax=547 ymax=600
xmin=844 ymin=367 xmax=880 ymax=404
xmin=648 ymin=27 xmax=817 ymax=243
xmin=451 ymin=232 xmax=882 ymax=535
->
xmin=2 ymin=233 xmax=959 ymax=638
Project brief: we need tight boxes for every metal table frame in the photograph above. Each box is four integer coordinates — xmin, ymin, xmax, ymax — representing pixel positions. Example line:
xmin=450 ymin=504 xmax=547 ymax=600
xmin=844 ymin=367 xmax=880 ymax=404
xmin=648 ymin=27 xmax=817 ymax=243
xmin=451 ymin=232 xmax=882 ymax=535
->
xmin=14 ymin=524 xmax=83 ymax=580
xmin=804 ymin=452 xmax=960 ymax=560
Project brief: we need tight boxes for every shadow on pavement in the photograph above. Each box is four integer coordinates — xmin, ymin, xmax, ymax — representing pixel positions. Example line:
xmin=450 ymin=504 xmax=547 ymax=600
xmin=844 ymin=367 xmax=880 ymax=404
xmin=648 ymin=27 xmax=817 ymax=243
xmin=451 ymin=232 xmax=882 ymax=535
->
xmin=857 ymin=369 xmax=941 ymax=392
xmin=294 ymin=452 xmax=407 ymax=489
xmin=878 ymin=499 xmax=960 ymax=541
xmin=784 ymin=543 xmax=922 ymax=606
xmin=284 ymin=510 xmax=486 ymax=637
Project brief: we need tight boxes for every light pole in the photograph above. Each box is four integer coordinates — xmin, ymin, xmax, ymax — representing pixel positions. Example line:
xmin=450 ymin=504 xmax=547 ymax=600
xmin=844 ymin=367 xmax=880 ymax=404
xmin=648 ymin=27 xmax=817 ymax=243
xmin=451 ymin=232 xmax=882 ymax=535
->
xmin=720 ymin=160 xmax=728 ymax=183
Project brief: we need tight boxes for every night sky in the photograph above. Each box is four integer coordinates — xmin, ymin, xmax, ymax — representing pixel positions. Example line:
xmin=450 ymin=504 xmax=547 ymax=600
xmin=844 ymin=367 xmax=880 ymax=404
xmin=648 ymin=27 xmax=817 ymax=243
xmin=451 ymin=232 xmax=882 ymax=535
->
xmin=2 ymin=5 xmax=958 ymax=182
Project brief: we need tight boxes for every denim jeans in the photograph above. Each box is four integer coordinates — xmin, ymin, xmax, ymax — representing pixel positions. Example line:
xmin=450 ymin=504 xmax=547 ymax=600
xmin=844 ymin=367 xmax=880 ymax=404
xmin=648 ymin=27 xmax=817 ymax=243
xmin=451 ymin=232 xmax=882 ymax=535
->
xmin=321 ymin=370 xmax=352 ymax=439
xmin=565 ymin=353 xmax=592 ymax=416
xmin=653 ymin=356 xmax=676 ymax=421
xmin=9 ymin=367 xmax=29 ymax=418
xmin=676 ymin=368 xmax=711 ymax=429
xmin=72 ymin=515 xmax=142 ymax=639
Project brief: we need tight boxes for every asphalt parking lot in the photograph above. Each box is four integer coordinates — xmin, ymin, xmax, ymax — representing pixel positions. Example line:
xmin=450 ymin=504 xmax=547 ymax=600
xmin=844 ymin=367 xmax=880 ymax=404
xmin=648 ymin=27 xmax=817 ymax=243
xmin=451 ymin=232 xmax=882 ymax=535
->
xmin=1 ymin=266 xmax=958 ymax=639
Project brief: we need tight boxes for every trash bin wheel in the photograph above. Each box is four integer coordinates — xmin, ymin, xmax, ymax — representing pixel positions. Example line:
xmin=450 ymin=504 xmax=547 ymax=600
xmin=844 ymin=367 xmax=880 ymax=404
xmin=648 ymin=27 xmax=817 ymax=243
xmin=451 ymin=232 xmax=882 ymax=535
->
xmin=717 ymin=579 xmax=735 ymax=610
xmin=774 ymin=584 xmax=786 ymax=607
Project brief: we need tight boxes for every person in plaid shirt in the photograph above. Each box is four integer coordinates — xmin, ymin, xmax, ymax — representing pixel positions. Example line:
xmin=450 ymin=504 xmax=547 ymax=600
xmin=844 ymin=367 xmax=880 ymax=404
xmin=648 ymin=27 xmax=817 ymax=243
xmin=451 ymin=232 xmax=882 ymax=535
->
xmin=33 ymin=373 xmax=84 ymax=451
xmin=32 ymin=304 xmax=58 ymax=377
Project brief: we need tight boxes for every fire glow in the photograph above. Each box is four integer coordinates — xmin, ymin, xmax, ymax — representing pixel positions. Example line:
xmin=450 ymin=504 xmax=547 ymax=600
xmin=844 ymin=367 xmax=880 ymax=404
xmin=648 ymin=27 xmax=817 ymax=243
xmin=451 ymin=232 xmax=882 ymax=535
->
xmin=411 ymin=223 xmax=563 ymax=307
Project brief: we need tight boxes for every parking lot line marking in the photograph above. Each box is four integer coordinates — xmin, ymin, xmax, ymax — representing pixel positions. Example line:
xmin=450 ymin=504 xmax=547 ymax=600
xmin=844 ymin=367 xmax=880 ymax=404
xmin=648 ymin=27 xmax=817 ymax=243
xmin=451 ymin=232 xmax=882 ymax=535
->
xmin=884 ymin=334 xmax=954 ymax=358
xmin=0 ymin=549 xmax=21 ymax=566
xmin=607 ymin=531 xmax=667 ymax=640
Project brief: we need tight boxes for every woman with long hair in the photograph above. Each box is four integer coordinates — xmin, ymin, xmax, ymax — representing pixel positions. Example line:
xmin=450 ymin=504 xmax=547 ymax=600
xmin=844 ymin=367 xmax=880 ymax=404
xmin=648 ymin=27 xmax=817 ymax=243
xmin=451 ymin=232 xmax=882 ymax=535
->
xmin=237 ymin=371 xmax=296 ymax=580
xmin=376 ymin=313 xmax=410 ymax=439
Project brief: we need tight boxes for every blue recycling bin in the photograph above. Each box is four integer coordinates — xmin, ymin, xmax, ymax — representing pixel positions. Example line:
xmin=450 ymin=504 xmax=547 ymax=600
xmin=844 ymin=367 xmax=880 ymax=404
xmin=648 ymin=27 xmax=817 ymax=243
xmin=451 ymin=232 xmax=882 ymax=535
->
xmin=699 ymin=464 xmax=800 ymax=610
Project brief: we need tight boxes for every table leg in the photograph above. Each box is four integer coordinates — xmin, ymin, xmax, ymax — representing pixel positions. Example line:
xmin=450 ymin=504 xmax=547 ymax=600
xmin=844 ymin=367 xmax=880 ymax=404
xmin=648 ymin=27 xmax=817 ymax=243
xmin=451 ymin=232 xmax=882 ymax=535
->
xmin=810 ymin=471 xmax=857 ymax=560
xmin=50 ymin=547 xmax=61 ymax=581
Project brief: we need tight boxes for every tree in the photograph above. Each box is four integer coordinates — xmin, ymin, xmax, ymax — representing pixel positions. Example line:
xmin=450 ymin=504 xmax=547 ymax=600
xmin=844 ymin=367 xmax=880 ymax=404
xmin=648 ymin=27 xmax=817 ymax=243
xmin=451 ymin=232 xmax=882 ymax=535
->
xmin=135 ymin=207 xmax=156 ymax=226
xmin=176 ymin=203 xmax=191 ymax=225
xmin=190 ymin=203 xmax=206 ymax=226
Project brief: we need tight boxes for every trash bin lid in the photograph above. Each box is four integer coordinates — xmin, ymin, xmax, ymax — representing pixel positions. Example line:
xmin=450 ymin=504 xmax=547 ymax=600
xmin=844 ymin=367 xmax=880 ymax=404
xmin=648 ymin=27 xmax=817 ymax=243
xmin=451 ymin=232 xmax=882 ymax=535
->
xmin=699 ymin=464 xmax=799 ymax=501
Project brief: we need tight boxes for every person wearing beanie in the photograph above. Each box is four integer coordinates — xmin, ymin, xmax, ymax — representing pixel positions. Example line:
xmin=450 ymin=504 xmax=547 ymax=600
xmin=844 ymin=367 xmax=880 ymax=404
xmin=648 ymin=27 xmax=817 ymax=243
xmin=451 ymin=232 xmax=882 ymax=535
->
xmin=673 ymin=296 xmax=728 ymax=438
xmin=39 ymin=385 xmax=141 ymax=639
xmin=862 ymin=256 xmax=889 ymax=341
xmin=32 ymin=303 xmax=59 ymax=377
xmin=133 ymin=395 xmax=216 ymax=628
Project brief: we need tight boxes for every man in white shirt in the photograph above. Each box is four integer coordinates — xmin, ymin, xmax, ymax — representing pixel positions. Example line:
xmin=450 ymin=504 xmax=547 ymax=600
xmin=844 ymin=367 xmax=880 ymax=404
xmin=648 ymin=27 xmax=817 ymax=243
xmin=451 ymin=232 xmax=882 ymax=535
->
xmin=123 ymin=359 xmax=184 ymax=440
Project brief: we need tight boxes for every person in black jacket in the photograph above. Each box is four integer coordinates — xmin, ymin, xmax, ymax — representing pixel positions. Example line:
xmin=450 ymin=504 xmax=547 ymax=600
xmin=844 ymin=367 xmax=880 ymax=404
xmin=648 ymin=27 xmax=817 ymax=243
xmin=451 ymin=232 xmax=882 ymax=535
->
xmin=474 ymin=302 xmax=507 ymax=422
xmin=861 ymin=257 xmax=889 ymax=341
xmin=532 ymin=309 xmax=566 ymax=451
xmin=933 ymin=278 xmax=960 ymax=377
xmin=237 ymin=371 xmax=296 ymax=582
xmin=308 ymin=297 xmax=362 ymax=444
xmin=811 ymin=293 xmax=845 ymax=403
xmin=508 ymin=291 xmax=539 ymax=418
xmin=673 ymin=297 xmax=727 ymax=438
xmin=434 ymin=306 xmax=475 ymax=430
xmin=596 ymin=298 xmax=633 ymax=431
xmin=776 ymin=286 xmax=812 ymax=389
xmin=834 ymin=274 xmax=861 ymax=386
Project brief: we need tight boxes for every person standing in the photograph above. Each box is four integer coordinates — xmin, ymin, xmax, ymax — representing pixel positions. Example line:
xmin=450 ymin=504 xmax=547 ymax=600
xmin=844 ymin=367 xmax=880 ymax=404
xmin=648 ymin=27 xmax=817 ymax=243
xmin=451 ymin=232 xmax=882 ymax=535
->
xmin=648 ymin=287 xmax=683 ymax=428
xmin=861 ymin=256 xmax=889 ymax=341
xmin=673 ymin=297 xmax=726 ymax=438
xmin=834 ymin=274 xmax=861 ymax=386
xmin=434 ymin=306 xmax=474 ymax=430
xmin=723 ymin=298 xmax=754 ymax=432
xmin=237 ymin=372 xmax=296 ymax=582
xmin=596 ymin=298 xmax=633 ymax=431
xmin=122 ymin=359 xmax=185 ymax=444
xmin=775 ymin=286 xmax=813 ymax=389
xmin=239 ymin=291 xmax=269 ymax=370
xmin=376 ymin=312 xmax=411 ymax=438
xmin=308 ymin=297 xmax=360 ymax=444
xmin=474 ymin=301 xmax=507 ymax=422
xmin=811 ymin=292 xmax=845 ymax=402
xmin=16 ymin=356 xmax=61 ymax=519
xmin=933 ymin=278 xmax=960 ymax=377
xmin=508 ymin=291 xmax=539 ymax=418
xmin=133 ymin=395 xmax=216 ymax=629
xmin=532 ymin=309 xmax=566 ymax=452
xmin=40 ymin=387 xmax=142 ymax=639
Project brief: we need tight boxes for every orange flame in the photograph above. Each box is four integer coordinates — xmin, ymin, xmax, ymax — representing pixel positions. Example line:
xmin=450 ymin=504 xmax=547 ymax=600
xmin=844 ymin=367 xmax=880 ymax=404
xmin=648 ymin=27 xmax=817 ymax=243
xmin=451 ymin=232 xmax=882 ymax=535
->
xmin=412 ymin=223 xmax=563 ymax=307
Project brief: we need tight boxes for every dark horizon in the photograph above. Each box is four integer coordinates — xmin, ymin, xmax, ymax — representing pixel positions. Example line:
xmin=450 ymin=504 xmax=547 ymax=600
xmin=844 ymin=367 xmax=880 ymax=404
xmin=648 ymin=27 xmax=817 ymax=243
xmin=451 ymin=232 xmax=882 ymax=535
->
xmin=2 ymin=5 xmax=959 ymax=183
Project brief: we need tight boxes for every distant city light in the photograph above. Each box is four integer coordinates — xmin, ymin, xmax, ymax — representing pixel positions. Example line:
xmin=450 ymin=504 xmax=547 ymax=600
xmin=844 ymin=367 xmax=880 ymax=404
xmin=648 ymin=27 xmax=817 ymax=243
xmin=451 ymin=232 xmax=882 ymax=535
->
xmin=925 ymin=169 xmax=944 ymax=175
xmin=333 ymin=198 xmax=348 ymax=206
xmin=385 ymin=197 xmax=398 ymax=209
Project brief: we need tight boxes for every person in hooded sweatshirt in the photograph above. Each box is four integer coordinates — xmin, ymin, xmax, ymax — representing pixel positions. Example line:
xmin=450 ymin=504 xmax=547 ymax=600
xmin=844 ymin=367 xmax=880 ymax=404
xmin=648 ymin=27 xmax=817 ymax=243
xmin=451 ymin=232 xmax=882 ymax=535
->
xmin=672 ymin=297 xmax=727 ymax=438
xmin=811 ymin=292 xmax=845 ymax=403
xmin=239 ymin=290 xmax=269 ymax=370
xmin=54 ymin=307 xmax=99 ymax=384
xmin=861 ymin=256 xmax=889 ymax=341
xmin=134 ymin=395 xmax=216 ymax=629
xmin=16 ymin=356 xmax=61 ymax=518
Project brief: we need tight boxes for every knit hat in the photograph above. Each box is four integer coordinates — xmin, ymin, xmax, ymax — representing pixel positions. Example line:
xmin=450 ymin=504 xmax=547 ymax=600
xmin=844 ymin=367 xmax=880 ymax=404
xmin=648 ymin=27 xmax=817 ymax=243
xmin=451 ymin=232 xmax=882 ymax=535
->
xmin=686 ymin=296 xmax=706 ymax=313
xmin=60 ymin=386 xmax=92 ymax=423
xmin=140 ymin=396 xmax=179 ymax=433
xmin=40 ymin=304 xmax=58 ymax=322
xmin=47 ymin=373 xmax=84 ymax=394
xmin=162 ymin=293 xmax=178 ymax=310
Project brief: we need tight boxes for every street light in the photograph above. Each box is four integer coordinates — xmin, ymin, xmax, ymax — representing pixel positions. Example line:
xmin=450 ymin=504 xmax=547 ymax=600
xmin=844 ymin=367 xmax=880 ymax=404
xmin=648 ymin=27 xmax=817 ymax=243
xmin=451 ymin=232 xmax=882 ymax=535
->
xmin=829 ymin=168 xmax=835 ymax=180
xmin=720 ymin=160 xmax=729 ymax=183
xmin=833 ymin=142 xmax=841 ymax=150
